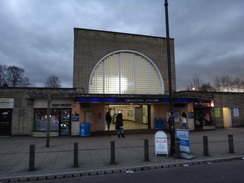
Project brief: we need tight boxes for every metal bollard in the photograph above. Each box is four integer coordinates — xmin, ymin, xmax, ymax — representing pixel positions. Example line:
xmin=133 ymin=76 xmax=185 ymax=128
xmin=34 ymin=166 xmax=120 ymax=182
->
xmin=29 ymin=144 xmax=35 ymax=171
xmin=111 ymin=141 xmax=115 ymax=164
xmin=73 ymin=142 xmax=79 ymax=167
xmin=203 ymin=136 xmax=209 ymax=156
xmin=144 ymin=139 xmax=149 ymax=161
xmin=228 ymin=134 xmax=234 ymax=153
xmin=175 ymin=138 xmax=181 ymax=159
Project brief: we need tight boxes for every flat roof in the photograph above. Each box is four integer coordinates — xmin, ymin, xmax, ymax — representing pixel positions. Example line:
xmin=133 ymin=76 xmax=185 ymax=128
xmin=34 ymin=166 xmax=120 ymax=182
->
xmin=74 ymin=27 xmax=175 ymax=40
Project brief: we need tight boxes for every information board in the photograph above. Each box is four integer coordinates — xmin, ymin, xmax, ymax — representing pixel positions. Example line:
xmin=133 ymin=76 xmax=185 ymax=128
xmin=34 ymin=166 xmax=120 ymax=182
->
xmin=0 ymin=98 xmax=14 ymax=108
xmin=155 ymin=131 xmax=168 ymax=156
xmin=72 ymin=114 xmax=79 ymax=121
xmin=176 ymin=129 xmax=190 ymax=153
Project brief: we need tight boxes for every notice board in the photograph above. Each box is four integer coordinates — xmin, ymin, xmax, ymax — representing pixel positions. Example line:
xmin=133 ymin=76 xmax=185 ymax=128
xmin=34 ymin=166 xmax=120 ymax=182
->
xmin=155 ymin=131 xmax=168 ymax=156
xmin=176 ymin=129 xmax=191 ymax=153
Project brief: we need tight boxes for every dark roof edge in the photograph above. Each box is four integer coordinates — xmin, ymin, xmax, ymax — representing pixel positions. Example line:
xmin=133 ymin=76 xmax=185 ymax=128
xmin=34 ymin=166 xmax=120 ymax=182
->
xmin=176 ymin=91 xmax=244 ymax=95
xmin=74 ymin=27 xmax=174 ymax=40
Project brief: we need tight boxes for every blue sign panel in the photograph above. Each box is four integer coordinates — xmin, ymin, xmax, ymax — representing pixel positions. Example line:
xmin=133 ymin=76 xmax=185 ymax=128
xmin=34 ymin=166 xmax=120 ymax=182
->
xmin=74 ymin=97 xmax=198 ymax=103
xmin=176 ymin=129 xmax=191 ymax=153
xmin=72 ymin=114 xmax=79 ymax=122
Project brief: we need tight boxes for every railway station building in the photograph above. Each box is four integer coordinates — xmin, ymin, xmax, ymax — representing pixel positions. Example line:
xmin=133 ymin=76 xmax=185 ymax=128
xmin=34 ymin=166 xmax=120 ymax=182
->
xmin=0 ymin=28 xmax=243 ymax=136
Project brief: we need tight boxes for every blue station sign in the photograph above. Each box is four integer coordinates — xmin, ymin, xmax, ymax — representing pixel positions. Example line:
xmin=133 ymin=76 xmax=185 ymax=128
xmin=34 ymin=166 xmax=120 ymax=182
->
xmin=74 ymin=97 xmax=198 ymax=103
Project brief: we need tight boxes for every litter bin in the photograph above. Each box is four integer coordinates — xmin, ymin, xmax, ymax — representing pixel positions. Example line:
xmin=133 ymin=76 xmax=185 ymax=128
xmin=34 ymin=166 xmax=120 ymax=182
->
xmin=80 ymin=123 xmax=91 ymax=136
xmin=155 ymin=118 xmax=165 ymax=130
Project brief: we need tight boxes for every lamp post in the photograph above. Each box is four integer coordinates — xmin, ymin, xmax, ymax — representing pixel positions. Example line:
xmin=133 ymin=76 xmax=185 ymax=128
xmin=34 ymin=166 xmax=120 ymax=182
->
xmin=46 ymin=94 xmax=51 ymax=148
xmin=164 ymin=0 xmax=175 ymax=155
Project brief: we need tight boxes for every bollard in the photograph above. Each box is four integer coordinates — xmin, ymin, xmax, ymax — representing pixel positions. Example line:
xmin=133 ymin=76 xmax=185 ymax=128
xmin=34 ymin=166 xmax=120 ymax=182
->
xmin=29 ymin=144 xmax=35 ymax=171
xmin=203 ymin=136 xmax=209 ymax=156
xmin=175 ymin=138 xmax=181 ymax=159
xmin=73 ymin=142 xmax=79 ymax=167
xmin=111 ymin=141 xmax=115 ymax=164
xmin=228 ymin=134 xmax=234 ymax=153
xmin=144 ymin=139 xmax=149 ymax=161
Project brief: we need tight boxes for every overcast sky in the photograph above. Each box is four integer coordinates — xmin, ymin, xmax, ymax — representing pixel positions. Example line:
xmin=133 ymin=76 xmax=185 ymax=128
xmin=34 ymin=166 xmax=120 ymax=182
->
xmin=1 ymin=0 xmax=243 ymax=90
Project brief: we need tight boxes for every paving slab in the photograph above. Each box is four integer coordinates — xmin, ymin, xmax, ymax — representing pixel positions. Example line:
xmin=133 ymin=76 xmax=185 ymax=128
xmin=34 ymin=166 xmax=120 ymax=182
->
xmin=0 ymin=128 xmax=244 ymax=182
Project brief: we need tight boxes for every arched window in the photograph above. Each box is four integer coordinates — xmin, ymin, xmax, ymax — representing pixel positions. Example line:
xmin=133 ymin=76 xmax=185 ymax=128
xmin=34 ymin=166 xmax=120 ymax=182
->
xmin=89 ymin=50 xmax=164 ymax=94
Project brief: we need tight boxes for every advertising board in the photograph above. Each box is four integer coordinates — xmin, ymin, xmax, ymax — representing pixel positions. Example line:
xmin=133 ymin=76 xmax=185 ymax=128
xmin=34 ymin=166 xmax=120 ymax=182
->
xmin=155 ymin=131 xmax=168 ymax=156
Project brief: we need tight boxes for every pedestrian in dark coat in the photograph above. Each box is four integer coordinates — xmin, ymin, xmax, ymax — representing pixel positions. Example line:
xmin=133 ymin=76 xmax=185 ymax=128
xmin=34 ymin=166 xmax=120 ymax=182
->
xmin=105 ymin=110 xmax=112 ymax=132
xmin=116 ymin=113 xmax=124 ymax=138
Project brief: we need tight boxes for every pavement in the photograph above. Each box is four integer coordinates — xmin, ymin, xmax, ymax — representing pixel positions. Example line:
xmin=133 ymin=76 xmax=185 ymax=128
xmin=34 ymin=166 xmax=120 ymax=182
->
xmin=0 ymin=128 xmax=244 ymax=183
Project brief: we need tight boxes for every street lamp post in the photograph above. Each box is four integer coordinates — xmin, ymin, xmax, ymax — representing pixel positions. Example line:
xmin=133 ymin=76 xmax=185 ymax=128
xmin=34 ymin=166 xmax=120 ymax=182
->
xmin=46 ymin=94 xmax=51 ymax=148
xmin=164 ymin=0 xmax=175 ymax=155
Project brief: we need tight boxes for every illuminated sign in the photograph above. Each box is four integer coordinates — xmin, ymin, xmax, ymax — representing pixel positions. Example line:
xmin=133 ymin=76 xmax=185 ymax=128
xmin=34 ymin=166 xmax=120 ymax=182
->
xmin=0 ymin=98 xmax=14 ymax=108
xmin=52 ymin=104 xmax=72 ymax=107
xmin=74 ymin=97 xmax=198 ymax=103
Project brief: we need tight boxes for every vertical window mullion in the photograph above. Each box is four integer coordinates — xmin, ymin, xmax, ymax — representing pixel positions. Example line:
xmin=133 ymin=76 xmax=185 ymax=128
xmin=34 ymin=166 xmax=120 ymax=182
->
xmin=119 ymin=54 xmax=121 ymax=94
xmin=103 ymin=62 xmax=105 ymax=94
xmin=134 ymin=54 xmax=136 ymax=94
xmin=148 ymin=63 xmax=151 ymax=94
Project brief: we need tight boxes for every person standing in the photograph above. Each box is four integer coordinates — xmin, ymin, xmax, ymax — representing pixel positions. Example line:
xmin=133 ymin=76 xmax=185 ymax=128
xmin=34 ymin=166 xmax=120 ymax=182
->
xmin=116 ymin=113 xmax=124 ymax=138
xmin=180 ymin=112 xmax=188 ymax=129
xmin=105 ymin=109 xmax=112 ymax=132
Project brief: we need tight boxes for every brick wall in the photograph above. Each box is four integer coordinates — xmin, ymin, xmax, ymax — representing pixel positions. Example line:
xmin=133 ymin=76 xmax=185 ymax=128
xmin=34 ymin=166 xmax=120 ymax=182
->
xmin=1 ymin=87 xmax=243 ymax=136
xmin=214 ymin=92 xmax=244 ymax=127
xmin=73 ymin=28 xmax=176 ymax=94
xmin=176 ymin=91 xmax=244 ymax=128
xmin=0 ymin=87 xmax=76 ymax=135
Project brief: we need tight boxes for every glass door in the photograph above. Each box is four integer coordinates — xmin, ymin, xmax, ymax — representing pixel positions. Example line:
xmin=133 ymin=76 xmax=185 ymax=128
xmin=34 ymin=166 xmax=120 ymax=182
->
xmin=194 ymin=107 xmax=214 ymax=130
xmin=59 ymin=109 xmax=71 ymax=136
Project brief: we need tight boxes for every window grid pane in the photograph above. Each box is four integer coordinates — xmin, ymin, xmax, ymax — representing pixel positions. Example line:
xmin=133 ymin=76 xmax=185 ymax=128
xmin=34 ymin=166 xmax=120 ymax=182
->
xmin=89 ymin=52 xmax=163 ymax=94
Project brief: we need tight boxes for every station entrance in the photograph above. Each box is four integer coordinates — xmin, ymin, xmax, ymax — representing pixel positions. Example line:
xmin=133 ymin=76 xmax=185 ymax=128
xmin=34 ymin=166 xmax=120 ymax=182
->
xmin=105 ymin=104 xmax=150 ymax=130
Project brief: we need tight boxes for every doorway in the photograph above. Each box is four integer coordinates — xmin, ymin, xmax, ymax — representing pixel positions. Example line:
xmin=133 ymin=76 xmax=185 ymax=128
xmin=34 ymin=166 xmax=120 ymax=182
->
xmin=59 ymin=109 xmax=71 ymax=136
xmin=105 ymin=105 xmax=149 ymax=130
xmin=0 ymin=109 xmax=12 ymax=136
xmin=135 ymin=107 xmax=143 ymax=124
xmin=194 ymin=107 xmax=214 ymax=130
xmin=223 ymin=108 xmax=232 ymax=128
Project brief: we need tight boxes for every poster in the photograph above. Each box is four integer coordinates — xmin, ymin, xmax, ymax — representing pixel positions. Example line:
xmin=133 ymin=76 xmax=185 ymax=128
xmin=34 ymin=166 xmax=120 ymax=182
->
xmin=188 ymin=110 xmax=194 ymax=119
xmin=214 ymin=108 xmax=220 ymax=117
xmin=72 ymin=114 xmax=79 ymax=121
xmin=233 ymin=108 xmax=239 ymax=117
xmin=155 ymin=131 xmax=168 ymax=156
xmin=176 ymin=129 xmax=191 ymax=153
xmin=0 ymin=98 xmax=14 ymax=108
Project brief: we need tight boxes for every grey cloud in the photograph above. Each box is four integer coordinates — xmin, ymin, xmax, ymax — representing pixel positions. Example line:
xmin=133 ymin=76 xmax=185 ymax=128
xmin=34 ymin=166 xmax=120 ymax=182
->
xmin=0 ymin=0 xmax=243 ymax=90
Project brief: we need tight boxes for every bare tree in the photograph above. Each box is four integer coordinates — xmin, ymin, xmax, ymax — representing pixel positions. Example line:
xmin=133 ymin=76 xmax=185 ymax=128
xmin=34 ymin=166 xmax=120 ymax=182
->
xmin=0 ymin=64 xmax=7 ymax=86
xmin=199 ymin=83 xmax=215 ymax=92
xmin=240 ymin=80 xmax=244 ymax=92
xmin=43 ymin=75 xmax=62 ymax=88
xmin=214 ymin=76 xmax=222 ymax=92
xmin=231 ymin=77 xmax=242 ymax=92
xmin=220 ymin=75 xmax=232 ymax=92
xmin=188 ymin=74 xmax=203 ymax=91
xmin=214 ymin=75 xmax=244 ymax=92
xmin=0 ymin=65 xmax=32 ymax=87
xmin=196 ymin=74 xmax=244 ymax=92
